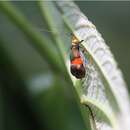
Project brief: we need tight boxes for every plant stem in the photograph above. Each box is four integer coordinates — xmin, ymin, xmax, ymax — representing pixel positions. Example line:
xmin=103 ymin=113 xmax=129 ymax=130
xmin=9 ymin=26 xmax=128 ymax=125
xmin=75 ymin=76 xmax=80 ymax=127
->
xmin=0 ymin=1 xmax=68 ymax=78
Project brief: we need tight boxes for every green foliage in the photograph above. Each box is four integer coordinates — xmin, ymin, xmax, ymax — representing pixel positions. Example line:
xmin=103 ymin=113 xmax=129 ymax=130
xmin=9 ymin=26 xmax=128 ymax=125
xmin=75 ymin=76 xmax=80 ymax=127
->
xmin=0 ymin=1 xmax=130 ymax=130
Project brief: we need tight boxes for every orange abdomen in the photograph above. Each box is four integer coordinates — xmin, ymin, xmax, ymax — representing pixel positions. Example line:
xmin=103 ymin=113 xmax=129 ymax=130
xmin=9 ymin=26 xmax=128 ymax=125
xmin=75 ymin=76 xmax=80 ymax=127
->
xmin=71 ymin=57 xmax=83 ymax=65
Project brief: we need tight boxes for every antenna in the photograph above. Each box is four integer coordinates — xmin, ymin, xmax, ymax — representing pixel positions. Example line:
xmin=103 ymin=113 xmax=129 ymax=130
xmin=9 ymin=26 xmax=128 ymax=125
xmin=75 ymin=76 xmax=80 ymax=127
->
xmin=36 ymin=27 xmax=71 ymax=37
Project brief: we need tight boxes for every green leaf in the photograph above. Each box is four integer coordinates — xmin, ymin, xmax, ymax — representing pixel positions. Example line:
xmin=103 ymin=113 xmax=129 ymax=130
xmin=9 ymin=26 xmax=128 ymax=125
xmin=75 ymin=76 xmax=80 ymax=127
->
xmin=56 ymin=1 xmax=130 ymax=130
xmin=39 ymin=1 xmax=130 ymax=130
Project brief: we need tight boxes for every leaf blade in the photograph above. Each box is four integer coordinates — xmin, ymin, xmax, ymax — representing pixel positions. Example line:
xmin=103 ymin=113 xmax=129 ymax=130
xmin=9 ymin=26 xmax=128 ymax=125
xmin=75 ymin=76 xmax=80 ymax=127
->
xmin=56 ymin=1 xmax=130 ymax=130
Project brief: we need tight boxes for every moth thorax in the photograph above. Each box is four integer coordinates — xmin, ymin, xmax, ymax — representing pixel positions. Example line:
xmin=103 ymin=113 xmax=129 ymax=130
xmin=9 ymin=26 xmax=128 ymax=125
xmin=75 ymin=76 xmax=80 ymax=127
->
xmin=72 ymin=35 xmax=80 ymax=44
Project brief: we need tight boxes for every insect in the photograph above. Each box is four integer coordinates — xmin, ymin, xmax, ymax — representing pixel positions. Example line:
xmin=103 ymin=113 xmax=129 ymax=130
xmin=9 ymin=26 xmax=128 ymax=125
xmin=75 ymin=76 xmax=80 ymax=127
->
xmin=38 ymin=28 xmax=87 ymax=79
xmin=70 ymin=34 xmax=86 ymax=79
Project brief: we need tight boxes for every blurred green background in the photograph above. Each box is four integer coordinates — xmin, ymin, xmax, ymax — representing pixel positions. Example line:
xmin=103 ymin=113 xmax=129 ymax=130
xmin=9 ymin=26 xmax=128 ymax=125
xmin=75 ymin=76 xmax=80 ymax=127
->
xmin=0 ymin=1 xmax=130 ymax=130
